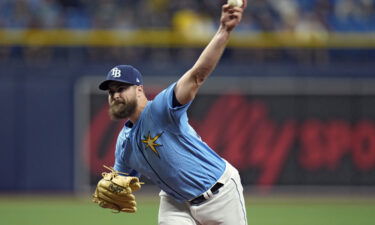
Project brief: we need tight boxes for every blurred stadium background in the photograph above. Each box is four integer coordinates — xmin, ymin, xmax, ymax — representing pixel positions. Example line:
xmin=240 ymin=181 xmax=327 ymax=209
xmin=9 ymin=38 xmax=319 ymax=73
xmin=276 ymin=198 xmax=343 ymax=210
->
xmin=1 ymin=0 xmax=375 ymax=224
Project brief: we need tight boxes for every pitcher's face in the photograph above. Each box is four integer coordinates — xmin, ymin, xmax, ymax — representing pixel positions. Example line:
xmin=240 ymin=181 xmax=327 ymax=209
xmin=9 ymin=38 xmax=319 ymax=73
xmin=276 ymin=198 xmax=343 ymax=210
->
xmin=107 ymin=83 xmax=137 ymax=120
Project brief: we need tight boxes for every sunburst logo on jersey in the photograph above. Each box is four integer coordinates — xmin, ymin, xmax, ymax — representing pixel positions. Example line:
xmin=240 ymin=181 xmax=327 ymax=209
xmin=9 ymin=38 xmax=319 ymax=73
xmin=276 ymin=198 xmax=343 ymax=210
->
xmin=141 ymin=131 xmax=163 ymax=158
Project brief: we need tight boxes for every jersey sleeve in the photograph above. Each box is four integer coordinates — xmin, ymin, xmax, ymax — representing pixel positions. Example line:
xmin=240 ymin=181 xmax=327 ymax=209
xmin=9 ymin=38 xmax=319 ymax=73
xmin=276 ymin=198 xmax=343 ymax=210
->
xmin=149 ymin=82 xmax=192 ymax=130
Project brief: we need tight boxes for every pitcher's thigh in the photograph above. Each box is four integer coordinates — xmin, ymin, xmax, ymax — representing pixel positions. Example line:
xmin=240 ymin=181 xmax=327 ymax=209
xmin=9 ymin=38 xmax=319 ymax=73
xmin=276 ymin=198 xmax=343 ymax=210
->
xmin=158 ymin=194 xmax=198 ymax=225
xmin=192 ymin=179 xmax=248 ymax=225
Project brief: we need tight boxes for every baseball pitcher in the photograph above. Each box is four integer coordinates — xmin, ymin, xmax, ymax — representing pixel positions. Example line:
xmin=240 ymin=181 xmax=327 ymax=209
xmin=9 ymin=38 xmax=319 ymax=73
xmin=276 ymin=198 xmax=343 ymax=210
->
xmin=92 ymin=2 xmax=248 ymax=224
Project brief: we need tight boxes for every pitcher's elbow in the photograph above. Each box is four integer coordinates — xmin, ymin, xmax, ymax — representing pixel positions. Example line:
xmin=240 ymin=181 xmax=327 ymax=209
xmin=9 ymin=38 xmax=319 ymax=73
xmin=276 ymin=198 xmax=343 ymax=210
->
xmin=192 ymin=67 xmax=211 ymax=85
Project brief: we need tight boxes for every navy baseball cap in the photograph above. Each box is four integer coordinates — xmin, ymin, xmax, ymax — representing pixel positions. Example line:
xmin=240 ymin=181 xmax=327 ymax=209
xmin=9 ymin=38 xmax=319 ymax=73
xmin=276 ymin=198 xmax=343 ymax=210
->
xmin=99 ymin=65 xmax=143 ymax=90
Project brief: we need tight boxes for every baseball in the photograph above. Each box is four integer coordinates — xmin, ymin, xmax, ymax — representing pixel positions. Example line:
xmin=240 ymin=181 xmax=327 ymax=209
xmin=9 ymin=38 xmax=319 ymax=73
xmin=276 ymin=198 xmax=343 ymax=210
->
xmin=227 ymin=0 xmax=243 ymax=7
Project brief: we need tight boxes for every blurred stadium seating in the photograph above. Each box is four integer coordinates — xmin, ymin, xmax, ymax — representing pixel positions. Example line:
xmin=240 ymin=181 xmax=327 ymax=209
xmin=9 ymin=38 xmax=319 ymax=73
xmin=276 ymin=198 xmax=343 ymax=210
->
xmin=1 ymin=0 xmax=374 ymax=31
xmin=0 ymin=0 xmax=374 ymax=65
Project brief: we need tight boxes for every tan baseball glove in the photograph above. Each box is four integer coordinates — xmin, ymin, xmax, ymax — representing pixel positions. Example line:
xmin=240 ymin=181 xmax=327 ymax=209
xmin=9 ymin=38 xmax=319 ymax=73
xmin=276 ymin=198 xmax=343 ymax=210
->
xmin=92 ymin=165 xmax=144 ymax=213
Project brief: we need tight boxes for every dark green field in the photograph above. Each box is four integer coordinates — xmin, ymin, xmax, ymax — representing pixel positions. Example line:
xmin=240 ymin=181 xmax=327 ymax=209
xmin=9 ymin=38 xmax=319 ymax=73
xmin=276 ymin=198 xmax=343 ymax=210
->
xmin=1 ymin=194 xmax=375 ymax=225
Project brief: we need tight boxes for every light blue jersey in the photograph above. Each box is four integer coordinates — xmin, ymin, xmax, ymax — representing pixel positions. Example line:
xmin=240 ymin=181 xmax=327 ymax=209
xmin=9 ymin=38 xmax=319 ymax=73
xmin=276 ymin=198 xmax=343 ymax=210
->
xmin=113 ymin=83 xmax=226 ymax=202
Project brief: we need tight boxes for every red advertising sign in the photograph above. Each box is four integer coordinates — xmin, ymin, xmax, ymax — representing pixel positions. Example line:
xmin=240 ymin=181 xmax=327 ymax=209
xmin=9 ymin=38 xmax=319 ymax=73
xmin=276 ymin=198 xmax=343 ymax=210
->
xmin=84 ymin=92 xmax=375 ymax=188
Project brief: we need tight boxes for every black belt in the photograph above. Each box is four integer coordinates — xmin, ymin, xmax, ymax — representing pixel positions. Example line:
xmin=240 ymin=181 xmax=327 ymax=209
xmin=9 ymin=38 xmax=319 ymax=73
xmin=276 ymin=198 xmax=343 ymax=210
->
xmin=189 ymin=182 xmax=224 ymax=205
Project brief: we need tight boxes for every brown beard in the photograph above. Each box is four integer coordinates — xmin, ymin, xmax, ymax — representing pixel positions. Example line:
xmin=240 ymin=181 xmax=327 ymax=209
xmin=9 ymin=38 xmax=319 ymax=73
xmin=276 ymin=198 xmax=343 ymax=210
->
xmin=109 ymin=98 xmax=137 ymax=120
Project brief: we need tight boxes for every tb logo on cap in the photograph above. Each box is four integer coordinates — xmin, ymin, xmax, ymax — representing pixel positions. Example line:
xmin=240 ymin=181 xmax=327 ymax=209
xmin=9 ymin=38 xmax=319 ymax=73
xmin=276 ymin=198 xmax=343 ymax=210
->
xmin=111 ymin=68 xmax=121 ymax=78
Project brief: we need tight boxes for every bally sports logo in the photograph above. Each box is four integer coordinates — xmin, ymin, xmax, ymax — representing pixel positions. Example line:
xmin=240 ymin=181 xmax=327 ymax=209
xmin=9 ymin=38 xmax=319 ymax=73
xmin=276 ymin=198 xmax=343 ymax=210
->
xmin=85 ymin=93 xmax=375 ymax=188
